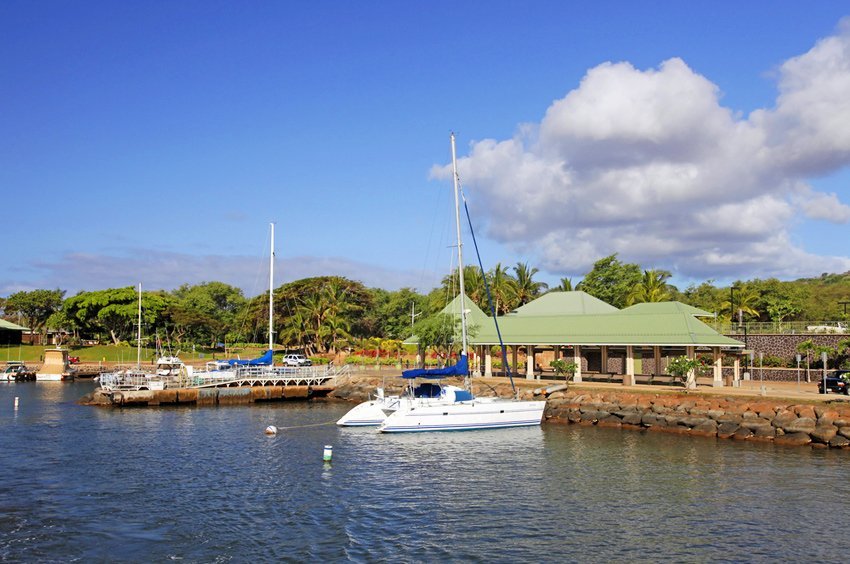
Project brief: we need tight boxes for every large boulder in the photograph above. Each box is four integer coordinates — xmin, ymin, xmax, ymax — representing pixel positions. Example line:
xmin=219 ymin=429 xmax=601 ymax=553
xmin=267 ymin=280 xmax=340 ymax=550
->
xmin=717 ymin=422 xmax=740 ymax=439
xmin=782 ymin=417 xmax=817 ymax=434
xmin=829 ymin=435 xmax=850 ymax=448
xmin=774 ymin=432 xmax=812 ymax=446
xmin=810 ymin=425 xmax=839 ymax=444
xmin=691 ymin=420 xmax=718 ymax=437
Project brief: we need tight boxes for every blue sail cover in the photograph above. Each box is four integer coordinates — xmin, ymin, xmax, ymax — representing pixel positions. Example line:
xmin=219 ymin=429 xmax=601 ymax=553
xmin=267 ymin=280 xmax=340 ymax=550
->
xmin=224 ymin=349 xmax=274 ymax=366
xmin=402 ymin=355 xmax=468 ymax=379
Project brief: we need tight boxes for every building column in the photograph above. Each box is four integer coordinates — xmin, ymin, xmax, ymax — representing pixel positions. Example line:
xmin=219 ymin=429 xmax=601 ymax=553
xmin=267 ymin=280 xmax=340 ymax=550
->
xmin=712 ymin=346 xmax=723 ymax=387
xmin=601 ymin=346 xmax=609 ymax=374
xmin=484 ymin=347 xmax=492 ymax=377
xmin=511 ymin=346 xmax=518 ymax=376
xmin=573 ymin=345 xmax=582 ymax=383
xmin=733 ymin=355 xmax=740 ymax=386
xmin=624 ymin=345 xmax=635 ymax=386
xmin=553 ymin=345 xmax=560 ymax=362
xmin=526 ymin=345 xmax=535 ymax=380
xmin=686 ymin=345 xmax=696 ymax=389
xmin=653 ymin=346 xmax=661 ymax=376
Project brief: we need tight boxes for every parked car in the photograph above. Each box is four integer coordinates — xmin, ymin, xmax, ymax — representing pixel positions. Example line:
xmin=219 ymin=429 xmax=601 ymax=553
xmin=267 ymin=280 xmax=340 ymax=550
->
xmin=68 ymin=356 xmax=80 ymax=364
xmin=283 ymin=354 xmax=312 ymax=367
xmin=818 ymin=370 xmax=850 ymax=395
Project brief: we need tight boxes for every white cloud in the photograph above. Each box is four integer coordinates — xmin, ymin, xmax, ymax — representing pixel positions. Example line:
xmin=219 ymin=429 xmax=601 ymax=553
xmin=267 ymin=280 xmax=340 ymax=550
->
xmin=436 ymin=22 xmax=850 ymax=281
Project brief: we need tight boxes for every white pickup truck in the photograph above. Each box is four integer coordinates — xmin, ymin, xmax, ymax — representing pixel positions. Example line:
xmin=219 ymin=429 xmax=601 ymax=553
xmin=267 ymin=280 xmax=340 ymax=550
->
xmin=283 ymin=354 xmax=312 ymax=367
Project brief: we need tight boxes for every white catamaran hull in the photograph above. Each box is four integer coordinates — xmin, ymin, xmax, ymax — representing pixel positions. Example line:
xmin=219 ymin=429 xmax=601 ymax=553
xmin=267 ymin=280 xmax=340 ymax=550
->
xmin=377 ymin=399 xmax=546 ymax=433
xmin=336 ymin=399 xmax=396 ymax=426
xmin=337 ymin=385 xmax=472 ymax=427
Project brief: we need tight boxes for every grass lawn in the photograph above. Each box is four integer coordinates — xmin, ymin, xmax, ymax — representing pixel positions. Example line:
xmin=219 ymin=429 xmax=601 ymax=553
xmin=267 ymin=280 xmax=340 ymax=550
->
xmin=0 ymin=344 xmax=271 ymax=364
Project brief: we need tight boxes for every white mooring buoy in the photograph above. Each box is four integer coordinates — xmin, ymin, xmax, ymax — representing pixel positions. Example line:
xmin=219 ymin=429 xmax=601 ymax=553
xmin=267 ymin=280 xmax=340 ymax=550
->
xmin=264 ymin=425 xmax=278 ymax=435
xmin=323 ymin=445 xmax=333 ymax=462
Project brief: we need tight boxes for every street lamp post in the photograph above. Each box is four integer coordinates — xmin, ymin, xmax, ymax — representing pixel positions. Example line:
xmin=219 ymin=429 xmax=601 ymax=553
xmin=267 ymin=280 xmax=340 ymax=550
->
xmin=730 ymin=285 xmax=739 ymax=331
xmin=796 ymin=354 xmax=801 ymax=392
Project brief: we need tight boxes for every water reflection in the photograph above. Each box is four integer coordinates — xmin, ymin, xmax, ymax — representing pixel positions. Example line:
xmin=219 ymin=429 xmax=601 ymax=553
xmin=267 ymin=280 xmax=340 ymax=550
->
xmin=0 ymin=383 xmax=848 ymax=561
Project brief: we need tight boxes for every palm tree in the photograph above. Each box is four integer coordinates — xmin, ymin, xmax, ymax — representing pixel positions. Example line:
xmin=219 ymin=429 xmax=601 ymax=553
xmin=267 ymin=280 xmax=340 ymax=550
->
xmin=512 ymin=262 xmax=548 ymax=306
xmin=488 ymin=263 xmax=518 ymax=315
xmin=797 ymin=339 xmax=815 ymax=382
xmin=300 ymin=293 xmax=328 ymax=352
xmin=441 ymin=266 xmax=486 ymax=308
xmin=626 ymin=269 xmax=672 ymax=305
xmin=279 ymin=310 xmax=310 ymax=354
xmin=554 ymin=277 xmax=573 ymax=292
xmin=720 ymin=284 xmax=760 ymax=323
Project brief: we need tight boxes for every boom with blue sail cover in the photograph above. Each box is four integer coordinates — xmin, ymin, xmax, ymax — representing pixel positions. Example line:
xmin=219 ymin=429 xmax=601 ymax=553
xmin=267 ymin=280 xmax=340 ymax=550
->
xmin=401 ymin=355 xmax=468 ymax=379
xmin=223 ymin=349 xmax=274 ymax=366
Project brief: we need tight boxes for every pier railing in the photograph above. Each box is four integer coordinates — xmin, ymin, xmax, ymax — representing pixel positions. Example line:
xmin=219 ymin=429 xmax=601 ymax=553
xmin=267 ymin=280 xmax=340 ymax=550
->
xmin=99 ymin=364 xmax=349 ymax=391
xmin=710 ymin=320 xmax=848 ymax=335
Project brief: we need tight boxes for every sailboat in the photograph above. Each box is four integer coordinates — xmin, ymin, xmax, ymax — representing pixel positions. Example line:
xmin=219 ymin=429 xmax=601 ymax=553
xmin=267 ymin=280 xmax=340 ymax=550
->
xmin=184 ymin=222 xmax=277 ymax=383
xmin=375 ymin=134 xmax=546 ymax=433
xmin=99 ymin=224 xmax=278 ymax=391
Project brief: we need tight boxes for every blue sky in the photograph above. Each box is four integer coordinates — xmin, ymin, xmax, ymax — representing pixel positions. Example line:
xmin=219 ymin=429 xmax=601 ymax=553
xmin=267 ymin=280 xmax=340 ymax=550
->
xmin=2 ymin=2 xmax=850 ymax=297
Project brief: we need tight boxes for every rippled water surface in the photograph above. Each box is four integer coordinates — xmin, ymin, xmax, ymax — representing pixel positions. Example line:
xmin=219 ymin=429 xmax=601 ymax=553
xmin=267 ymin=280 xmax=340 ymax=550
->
xmin=1 ymin=382 xmax=848 ymax=562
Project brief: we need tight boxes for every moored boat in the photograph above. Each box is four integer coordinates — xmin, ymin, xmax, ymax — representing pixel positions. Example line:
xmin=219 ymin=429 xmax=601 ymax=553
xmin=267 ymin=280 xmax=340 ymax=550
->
xmin=375 ymin=133 xmax=545 ymax=433
xmin=35 ymin=349 xmax=76 ymax=381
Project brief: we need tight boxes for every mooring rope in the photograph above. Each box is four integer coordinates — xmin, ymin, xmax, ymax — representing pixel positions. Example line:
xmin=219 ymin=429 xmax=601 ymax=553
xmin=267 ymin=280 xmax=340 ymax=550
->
xmin=272 ymin=419 xmax=338 ymax=431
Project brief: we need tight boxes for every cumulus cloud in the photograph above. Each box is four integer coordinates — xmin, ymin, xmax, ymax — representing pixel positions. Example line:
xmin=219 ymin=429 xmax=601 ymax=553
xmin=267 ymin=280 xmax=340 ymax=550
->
xmin=2 ymin=249 xmax=434 ymax=296
xmin=435 ymin=21 xmax=850 ymax=281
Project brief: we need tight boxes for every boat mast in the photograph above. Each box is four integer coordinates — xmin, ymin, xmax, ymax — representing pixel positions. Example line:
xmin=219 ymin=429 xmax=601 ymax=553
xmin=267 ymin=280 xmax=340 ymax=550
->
xmin=136 ymin=283 xmax=142 ymax=369
xmin=269 ymin=222 xmax=275 ymax=352
xmin=450 ymin=132 xmax=468 ymax=360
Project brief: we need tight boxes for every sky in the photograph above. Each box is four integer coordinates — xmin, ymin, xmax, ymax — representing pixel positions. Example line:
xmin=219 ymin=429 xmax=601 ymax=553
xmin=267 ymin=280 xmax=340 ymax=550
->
xmin=2 ymin=1 xmax=850 ymax=298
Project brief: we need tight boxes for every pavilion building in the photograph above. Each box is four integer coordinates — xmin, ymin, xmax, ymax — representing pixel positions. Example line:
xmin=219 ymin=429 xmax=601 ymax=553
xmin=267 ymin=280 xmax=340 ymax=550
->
xmin=408 ymin=291 xmax=745 ymax=388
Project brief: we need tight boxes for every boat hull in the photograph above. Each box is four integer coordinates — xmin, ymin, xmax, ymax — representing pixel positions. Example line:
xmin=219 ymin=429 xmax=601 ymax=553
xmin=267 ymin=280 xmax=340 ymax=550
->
xmin=336 ymin=399 xmax=390 ymax=426
xmin=35 ymin=373 xmax=74 ymax=382
xmin=378 ymin=399 xmax=546 ymax=433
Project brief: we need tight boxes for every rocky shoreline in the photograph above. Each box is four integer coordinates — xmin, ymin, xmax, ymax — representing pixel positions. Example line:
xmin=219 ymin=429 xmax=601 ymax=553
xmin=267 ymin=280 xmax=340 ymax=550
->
xmin=542 ymin=389 xmax=850 ymax=448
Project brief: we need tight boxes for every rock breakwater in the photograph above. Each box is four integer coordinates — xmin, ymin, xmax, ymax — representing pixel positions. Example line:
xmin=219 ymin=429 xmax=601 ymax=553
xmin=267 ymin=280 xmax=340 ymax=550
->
xmin=544 ymin=389 xmax=850 ymax=449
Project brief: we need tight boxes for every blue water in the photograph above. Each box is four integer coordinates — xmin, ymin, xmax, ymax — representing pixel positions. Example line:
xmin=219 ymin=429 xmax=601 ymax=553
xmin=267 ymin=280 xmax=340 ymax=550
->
xmin=1 ymin=382 xmax=848 ymax=562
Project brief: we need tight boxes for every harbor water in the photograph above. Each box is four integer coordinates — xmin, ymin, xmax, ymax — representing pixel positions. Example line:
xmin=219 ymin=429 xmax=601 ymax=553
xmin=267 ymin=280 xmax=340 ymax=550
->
xmin=1 ymin=382 xmax=848 ymax=562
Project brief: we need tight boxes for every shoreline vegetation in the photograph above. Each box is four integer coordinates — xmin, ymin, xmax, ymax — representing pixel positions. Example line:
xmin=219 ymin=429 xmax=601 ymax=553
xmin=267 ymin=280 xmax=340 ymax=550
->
xmin=2 ymin=257 xmax=850 ymax=372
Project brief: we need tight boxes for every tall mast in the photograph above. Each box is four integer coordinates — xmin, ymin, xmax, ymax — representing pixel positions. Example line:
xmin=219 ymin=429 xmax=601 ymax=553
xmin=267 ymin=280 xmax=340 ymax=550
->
xmin=451 ymin=132 xmax=468 ymax=358
xmin=269 ymin=222 xmax=275 ymax=352
xmin=136 ymin=283 xmax=142 ymax=368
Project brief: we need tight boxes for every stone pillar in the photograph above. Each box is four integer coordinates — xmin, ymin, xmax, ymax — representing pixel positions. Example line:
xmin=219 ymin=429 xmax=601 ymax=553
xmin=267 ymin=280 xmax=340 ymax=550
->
xmin=712 ymin=346 xmax=723 ymax=387
xmin=485 ymin=347 xmax=492 ymax=377
xmin=511 ymin=346 xmax=518 ymax=376
xmin=573 ymin=345 xmax=582 ymax=383
xmin=526 ymin=345 xmax=535 ymax=380
xmin=472 ymin=347 xmax=481 ymax=377
xmin=624 ymin=345 xmax=635 ymax=386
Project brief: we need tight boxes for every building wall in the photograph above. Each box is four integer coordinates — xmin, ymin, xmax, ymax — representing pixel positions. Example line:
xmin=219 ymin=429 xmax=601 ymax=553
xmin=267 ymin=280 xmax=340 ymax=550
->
xmin=0 ymin=329 xmax=23 ymax=346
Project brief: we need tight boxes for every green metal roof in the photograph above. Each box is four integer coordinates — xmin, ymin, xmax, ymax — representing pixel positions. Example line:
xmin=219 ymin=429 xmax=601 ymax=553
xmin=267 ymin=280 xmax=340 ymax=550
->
xmin=0 ymin=319 xmax=29 ymax=331
xmin=509 ymin=291 xmax=618 ymax=316
xmin=471 ymin=311 xmax=742 ymax=347
xmin=402 ymin=294 xmax=488 ymax=345
xmin=404 ymin=294 xmax=743 ymax=348
xmin=619 ymin=301 xmax=714 ymax=317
